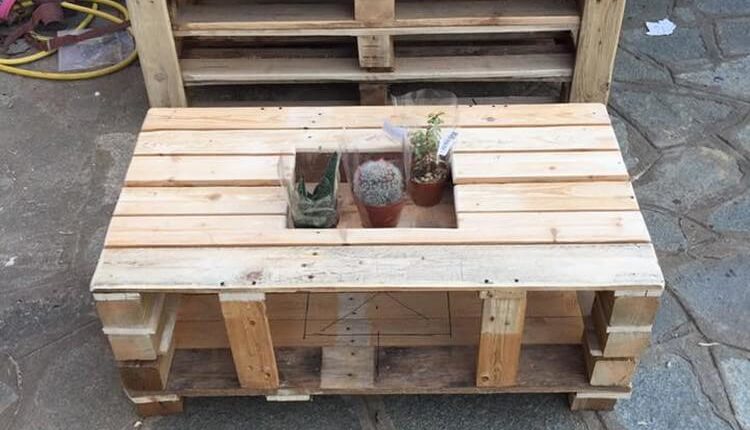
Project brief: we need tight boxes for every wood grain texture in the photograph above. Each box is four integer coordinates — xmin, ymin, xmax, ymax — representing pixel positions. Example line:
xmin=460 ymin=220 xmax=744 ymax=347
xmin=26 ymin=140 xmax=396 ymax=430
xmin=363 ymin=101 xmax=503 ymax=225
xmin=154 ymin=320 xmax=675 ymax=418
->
xmin=320 ymin=347 xmax=376 ymax=389
xmin=180 ymin=54 xmax=573 ymax=86
xmin=219 ymin=295 xmax=279 ymax=389
xmin=595 ymin=291 xmax=660 ymax=327
xmin=570 ymin=0 xmax=626 ymax=103
xmin=124 ymin=155 xmax=292 ymax=187
xmin=103 ymin=211 xmax=649 ymax=247
xmin=357 ymin=35 xmax=394 ymax=69
xmin=125 ymin=0 xmax=186 ymax=107
xmin=452 ymin=151 xmax=628 ymax=184
xmin=164 ymin=345 xmax=631 ymax=395
xmin=91 ymin=244 xmax=665 ymax=294
xmin=133 ymin=126 xmax=617 ymax=155
xmin=454 ymin=182 xmax=637 ymax=213
xmin=173 ymin=0 xmax=579 ymax=36
xmin=591 ymin=297 xmax=651 ymax=357
xmin=582 ymin=325 xmax=636 ymax=386
xmin=476 ymin=291 xmax=527 ymax=387
xmin=141 ymin=104 xmax=611 ymax=131
xmin=114 ymin=187 xmax=287 ymax=216
xmin=355 ymin=0 xmax=394 ymax=24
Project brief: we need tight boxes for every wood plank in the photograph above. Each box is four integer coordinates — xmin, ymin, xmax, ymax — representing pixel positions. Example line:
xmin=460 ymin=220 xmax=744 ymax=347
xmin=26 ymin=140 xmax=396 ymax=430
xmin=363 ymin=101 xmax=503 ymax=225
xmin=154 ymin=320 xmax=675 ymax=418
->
xmin=133 ymin=126 xmax=618 ymax=156
xmin=476 ymin=291 xmax=526 ymax=387
xmin=173 ymin=0 xmax=579 ymax=36
xmin=355 ymin=0 xmax=394 ymax=25
xmin=118 ymin=324 xmax=177 ymax=391
xmin=141 ymin=104 xmax=611 ymax=131
xmin=452 ymin=151 xmax=628 ymax=184
xmin=94 ymin=292 xmax=159 ymax=328
xmin=176 ymin=291 xmax=582 ymax=321
xmin=181 ymin=54 xmax=573 ymax=86
xmin=91 ymin=244 xmax=665 ymax=294
xmin=357 ymin=35 xmax=394 ymax=69
xmin=173 ymin=316 xmax=584 ymax=349
xmin=595 ymin=291 xmax=660 ymax=327
xmin=582 ymin=325 xmax=636 ymax=386
xmin=106 ymin=294 xmax=177 ymax=361
xmin=320 ymin=346 xmax=376 ymax=389
xmin=454 ymin=182 xmax=638 ymax=212
xmin=569 ymin=393 xmax=618 ymax=411
xmin=164 ymin=345 xmax=630 ymax=395
xmin=219 ymin=293 xmax=279 ymax=389
xmin=125 ymin=0 xmax=186 ymax=106
xmin=131 ymin=395 xmax=184 ymax=417
xmin=570 ymin=0 xmax=626 ymax=103
xmin=102 ymin=211 xmax=649 ymax=247
xmin=124 ymin=155 xmax=292 ymax=187
xmin=591 ymin=297 xmax=651 ymax=358
xmin=114 ymin=187 xmax=287 ymax=216
xmin=457 ymin=211 xmax=650 ymax=243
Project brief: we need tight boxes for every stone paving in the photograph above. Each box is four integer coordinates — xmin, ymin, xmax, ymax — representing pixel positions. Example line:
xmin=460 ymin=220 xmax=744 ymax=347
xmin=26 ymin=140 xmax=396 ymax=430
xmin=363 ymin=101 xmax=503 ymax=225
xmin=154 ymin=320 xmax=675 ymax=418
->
xmin=0 ymin=0 xmax=749 ymax=429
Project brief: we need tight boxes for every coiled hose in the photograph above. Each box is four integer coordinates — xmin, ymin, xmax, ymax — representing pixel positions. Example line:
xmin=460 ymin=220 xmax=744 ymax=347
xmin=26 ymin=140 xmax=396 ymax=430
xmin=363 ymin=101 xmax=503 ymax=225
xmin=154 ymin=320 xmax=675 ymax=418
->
xmin=0 ymin=0 xmax=136 ymax=79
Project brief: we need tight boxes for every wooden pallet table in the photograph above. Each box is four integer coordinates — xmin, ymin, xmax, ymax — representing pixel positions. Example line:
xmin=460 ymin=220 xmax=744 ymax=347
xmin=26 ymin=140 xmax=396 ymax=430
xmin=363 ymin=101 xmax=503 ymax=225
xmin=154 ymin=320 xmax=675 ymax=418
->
xmin=127 ymin=0 xmax=626 ymax=106
xmin=91 ymin=103 xmax=663 ymax=416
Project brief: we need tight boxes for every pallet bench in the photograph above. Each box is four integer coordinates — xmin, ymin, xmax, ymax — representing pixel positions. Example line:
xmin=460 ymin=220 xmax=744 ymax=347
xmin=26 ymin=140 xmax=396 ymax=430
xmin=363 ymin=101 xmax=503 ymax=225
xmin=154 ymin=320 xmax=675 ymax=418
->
xmin=127 ymin=0 xmax=626 ymax=106
xmin=92 ymin=103 xmax=663 ymax=415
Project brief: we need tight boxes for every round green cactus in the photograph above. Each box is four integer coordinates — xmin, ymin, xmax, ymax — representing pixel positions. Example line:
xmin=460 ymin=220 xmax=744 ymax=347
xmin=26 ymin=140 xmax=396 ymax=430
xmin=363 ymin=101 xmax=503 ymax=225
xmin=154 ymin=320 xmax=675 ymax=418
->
xmin=353 ymin=159 xmax=404 ymax=207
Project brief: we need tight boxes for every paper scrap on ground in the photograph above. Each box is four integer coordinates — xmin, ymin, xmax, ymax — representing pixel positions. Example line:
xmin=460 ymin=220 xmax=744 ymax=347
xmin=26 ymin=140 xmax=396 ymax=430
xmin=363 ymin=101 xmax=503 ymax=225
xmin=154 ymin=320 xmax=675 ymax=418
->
xmin=646 ymin=18 xmax=676 ymax=36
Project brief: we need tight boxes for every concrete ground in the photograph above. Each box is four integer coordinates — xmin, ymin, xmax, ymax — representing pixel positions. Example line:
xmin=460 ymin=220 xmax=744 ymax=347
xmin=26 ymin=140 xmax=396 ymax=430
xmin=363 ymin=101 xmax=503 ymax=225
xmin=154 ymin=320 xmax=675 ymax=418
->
xmin=1 ymin=0 xmax=749 ymax=428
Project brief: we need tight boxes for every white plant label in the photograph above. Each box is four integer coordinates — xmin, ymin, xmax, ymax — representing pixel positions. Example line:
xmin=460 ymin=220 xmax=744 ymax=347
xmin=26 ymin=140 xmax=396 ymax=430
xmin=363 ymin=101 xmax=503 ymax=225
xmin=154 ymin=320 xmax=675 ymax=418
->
xmin=383 ymin=120 xmax=408 ymax=142
xmin=438 ymin=130 xmax=459 ymax=157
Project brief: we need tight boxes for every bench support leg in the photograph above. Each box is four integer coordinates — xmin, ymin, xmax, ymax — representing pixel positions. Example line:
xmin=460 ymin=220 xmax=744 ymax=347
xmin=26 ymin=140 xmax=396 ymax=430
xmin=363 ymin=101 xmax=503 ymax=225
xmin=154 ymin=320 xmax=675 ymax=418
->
xmin=476 ymin=291 xmax=527 ymax=387
xmin=220 ymin=292 xmax=279 ymax=389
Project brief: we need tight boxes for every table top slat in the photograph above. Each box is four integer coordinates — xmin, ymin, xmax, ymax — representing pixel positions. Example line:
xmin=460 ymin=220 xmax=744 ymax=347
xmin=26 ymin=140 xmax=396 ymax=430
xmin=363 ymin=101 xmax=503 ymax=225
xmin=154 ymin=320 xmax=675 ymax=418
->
xmin=134 ymin=125 xmax=619 ymax=156
xmin=104 ymin=211 xmax=649 ymax=247
xmin=452 ymin=151 xmax=628 ymax=184
xmin=91 ymin=244 xmax=664 ymax=294
xmin=453 ymin=182 xmax=638 ymax=212
xmin=141 ymin=104 xmax=610 ymax=131
xmin=125 ymin=155 xmax=291 ymax=187
xmin=114 ymin=187 xmax=287 ymax=216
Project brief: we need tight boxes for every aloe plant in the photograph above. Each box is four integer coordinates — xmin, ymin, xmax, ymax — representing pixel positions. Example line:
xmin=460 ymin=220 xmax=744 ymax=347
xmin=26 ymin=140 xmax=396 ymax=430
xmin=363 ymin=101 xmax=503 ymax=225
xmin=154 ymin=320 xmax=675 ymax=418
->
xmin=289 ymin=152 xmax=340 ymax=228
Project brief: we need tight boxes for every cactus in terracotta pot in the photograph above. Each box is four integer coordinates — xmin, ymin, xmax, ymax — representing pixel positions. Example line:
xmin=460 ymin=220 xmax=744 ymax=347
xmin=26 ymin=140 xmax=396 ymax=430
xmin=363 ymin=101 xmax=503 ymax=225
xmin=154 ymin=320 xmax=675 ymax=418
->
xmin=353 ymin=159 xmax=405 ymax=228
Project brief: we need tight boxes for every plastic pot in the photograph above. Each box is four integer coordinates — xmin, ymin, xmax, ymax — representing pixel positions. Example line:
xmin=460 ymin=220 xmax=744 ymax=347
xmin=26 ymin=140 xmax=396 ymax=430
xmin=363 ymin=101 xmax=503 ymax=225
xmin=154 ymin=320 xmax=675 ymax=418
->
xmin=409 ymin=177 xmax=447 ymax=207
xmin=362 ymin=199 xmax=405 ymax=228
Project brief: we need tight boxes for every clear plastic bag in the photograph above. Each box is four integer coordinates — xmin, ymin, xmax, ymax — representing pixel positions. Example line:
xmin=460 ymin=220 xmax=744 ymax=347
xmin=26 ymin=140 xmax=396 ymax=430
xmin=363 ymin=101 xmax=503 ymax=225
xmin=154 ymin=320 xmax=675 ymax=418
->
xmin=58 ymin=29 xmax=134 ymax=72
xmin=279 ymin=151 xmax=341 ymax=229
xmin=391 ymin=89 xmax=459 ymax=207
xmin=342 ymin=136 xmax=406 ymax=228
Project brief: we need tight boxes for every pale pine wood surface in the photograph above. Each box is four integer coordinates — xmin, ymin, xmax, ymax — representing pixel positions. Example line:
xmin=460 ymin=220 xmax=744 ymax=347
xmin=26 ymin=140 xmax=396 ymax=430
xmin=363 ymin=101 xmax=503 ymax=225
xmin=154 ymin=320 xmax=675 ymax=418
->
xmin=93 ymin=104 xmax=664 ymax=295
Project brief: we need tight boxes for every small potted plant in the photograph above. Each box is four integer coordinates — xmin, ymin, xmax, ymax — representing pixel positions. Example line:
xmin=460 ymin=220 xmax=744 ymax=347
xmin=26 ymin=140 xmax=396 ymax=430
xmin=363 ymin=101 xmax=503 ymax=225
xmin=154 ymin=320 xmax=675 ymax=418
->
xmin=287 ymin=152 xmax=340 ymax=228
xmin=407 ymin=112 xmax=450 ymax=207
xmin=353 ymin=159 xmax=405 ymax=228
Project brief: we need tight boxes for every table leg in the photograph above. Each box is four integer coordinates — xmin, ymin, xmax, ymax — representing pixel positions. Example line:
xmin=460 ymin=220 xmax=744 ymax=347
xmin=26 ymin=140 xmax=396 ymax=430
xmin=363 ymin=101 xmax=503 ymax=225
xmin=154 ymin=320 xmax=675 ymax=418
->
xmin=476 ymin=291 xmax=527 ymax=387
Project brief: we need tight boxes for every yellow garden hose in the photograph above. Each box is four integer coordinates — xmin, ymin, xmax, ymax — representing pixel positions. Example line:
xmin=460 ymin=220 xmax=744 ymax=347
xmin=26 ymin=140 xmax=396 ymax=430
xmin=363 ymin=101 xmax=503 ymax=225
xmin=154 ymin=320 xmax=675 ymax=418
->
xmin=0 ymin=0 xmax=137 ymax=79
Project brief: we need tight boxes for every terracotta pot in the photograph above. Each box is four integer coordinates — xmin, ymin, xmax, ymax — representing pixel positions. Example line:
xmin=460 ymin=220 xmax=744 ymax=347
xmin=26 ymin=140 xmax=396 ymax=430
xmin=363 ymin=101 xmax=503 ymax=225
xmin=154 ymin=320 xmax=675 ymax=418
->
xmin=409 ymin=178 xmax=446 ymax=207
xmin=363 ymin=199 xmax=405 ymax=228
